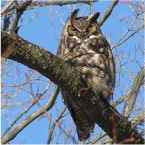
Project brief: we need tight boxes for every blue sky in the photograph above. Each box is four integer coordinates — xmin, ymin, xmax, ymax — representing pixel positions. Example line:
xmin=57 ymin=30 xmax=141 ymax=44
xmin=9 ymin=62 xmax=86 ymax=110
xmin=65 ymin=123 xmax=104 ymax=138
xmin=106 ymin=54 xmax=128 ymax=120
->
xmin=1 ymin=1 xmax=144 ymax=144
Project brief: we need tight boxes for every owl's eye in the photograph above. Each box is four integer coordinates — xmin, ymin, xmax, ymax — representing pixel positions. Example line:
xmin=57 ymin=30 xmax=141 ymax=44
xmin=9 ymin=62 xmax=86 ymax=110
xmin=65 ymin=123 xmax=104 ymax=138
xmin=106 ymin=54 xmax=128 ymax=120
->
xmin=70 ymin=26 xmax=77 ymax=31
xmin=87 ymin=24 xmax=96 ymax=33
xmin=68 ymin=26 xmax=78 ymax=35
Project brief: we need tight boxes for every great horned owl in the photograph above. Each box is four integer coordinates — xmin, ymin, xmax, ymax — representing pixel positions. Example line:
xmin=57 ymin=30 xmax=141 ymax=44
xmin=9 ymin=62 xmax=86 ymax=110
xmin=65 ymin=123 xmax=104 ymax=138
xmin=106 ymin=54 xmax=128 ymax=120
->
xmin=57 ymin=9 xmax=116 ymax=141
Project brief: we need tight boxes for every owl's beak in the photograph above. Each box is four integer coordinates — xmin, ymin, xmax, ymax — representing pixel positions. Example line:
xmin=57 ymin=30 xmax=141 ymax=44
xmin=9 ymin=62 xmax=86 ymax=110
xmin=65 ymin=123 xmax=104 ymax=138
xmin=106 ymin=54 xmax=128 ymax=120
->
xmin=80 ymin=32 xmax=85 ymax=37
xmin=87 ymin=12 xmax=100 ymax=21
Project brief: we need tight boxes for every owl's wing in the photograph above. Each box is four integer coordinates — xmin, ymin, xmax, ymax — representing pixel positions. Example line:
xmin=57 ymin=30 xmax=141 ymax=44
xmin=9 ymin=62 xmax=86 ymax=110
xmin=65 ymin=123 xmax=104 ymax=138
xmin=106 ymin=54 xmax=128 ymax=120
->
xmin=61 ymin=90 xmax=94 ymax=141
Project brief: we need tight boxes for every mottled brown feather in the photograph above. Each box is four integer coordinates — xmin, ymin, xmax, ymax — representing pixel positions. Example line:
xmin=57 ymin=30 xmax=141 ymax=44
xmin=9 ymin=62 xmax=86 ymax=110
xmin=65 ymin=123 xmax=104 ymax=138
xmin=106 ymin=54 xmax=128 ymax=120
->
xmin=57 ymin=9 xmax=115 ymax=141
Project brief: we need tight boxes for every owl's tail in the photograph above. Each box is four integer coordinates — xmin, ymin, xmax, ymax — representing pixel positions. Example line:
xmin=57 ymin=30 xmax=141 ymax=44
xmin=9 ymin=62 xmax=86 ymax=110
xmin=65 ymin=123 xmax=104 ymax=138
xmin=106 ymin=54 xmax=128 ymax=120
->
xmin=70 ymin=102 xmax=95 ymax=141
xmin=62 ymin=90 xmax=94 ymax=141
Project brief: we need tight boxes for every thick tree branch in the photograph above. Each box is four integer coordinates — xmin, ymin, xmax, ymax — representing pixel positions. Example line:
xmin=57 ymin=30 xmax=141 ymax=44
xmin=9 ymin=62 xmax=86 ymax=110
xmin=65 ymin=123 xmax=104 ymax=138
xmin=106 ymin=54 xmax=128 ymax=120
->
xmin=123 ymin=66 xmax=144 ymax=118
xmin=29 ymin=0 xmax=99 ymax=8
xmin=98 ymin=0 xmax=119 ymax=26
xmin=88 ymin=112 xmax=145 ymax=144
xmin=2 ymin=31 xmax=85 ymax=95
xmin=1 ymin=31 xmax=144 ymax=144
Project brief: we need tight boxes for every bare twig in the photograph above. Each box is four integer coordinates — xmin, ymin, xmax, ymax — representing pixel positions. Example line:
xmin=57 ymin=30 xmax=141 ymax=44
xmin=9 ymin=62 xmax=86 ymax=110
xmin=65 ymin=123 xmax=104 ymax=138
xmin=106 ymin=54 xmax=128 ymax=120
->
xmin=98 ymin=0 xmax=119 ymax=26
xmin=1 ymin=86 xmax=59 ymax=144
xmin=112 ymin=64 xmax=144 ymax=107
xmin=112 ymin=11 xmax=141 ymax=49
xmin=1 ymin=0 xmax=15 ymax=15
xmin=131 ymin=112 xmax=145 ymax=127
xmin=142 ymin=0 xmax=145 ymax=26
xmin=3 ymin=15 xmax=11 ymax=32
xmin=87 ymin=132 xmax=107 ymax=144
xmin=113 ymin=25 xmax=144 ymax=48
xmin=1 ymin=83 xmax=52 ymax=138
xmin=14 ymin=0 xmax=19 ymax=8
xmin=2 ymin=0 xmax=99 ymax=16
xmin=90 ymin=1 xmax=93 ymax=15
xmin=40 ymin=105 xmax=76 ymax=143
xmin=11 ymin=1 xmax=32 ymax=34
xmin=123 ymin=66 xmax=144 ymax=118
xmin=47 ymin=106 xmax=67 ymax=144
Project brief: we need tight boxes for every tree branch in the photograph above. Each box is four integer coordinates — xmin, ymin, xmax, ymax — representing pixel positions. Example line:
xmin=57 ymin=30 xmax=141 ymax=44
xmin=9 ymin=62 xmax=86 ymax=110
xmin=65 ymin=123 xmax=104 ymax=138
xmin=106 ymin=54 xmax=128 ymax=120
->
xmin=11 ymin=0 xmax=32 ymax=34
xmin=2 ymin=31 xmax=85 ymax=95
xmin=1 ymin=86 xmax=59 ymax=144
xmin=47 ymin=106 xmax=67 ymax=144
xmin=1 ymin=31 xmax=144 ymax=144
xmin=90 ymin=112 xmax=145 ymax=144
xmin=113 ymin=25 xmax=144 ymax=48
xmin=98 ymin=0 xmax=119 ymax=26
xmin=2 ymin=0 xmax=99 ymax=16
xmin=29 ymin=0 xmax=99 ymax=8
xmin=1 ymin=83 xmax=52 ymax=138
xmin=112 ymin=11 xmax=141 ymax=49
xmin=1 ymin=0 xmax=15 ymax=15
xmin=123 ymin=66 xmax=144 ymax=118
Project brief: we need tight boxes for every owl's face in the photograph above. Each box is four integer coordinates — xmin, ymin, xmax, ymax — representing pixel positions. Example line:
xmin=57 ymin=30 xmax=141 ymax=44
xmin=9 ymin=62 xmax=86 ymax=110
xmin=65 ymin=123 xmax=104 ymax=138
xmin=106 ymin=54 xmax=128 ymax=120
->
xmin=67 ymin=9 xmax=100 ymax=39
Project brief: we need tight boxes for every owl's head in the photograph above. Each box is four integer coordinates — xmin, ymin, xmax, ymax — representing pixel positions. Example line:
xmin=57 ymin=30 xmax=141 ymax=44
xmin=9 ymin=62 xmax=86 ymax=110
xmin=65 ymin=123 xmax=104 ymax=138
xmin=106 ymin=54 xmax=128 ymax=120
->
xmin=66 ymin=9 xmax=100 ymax=39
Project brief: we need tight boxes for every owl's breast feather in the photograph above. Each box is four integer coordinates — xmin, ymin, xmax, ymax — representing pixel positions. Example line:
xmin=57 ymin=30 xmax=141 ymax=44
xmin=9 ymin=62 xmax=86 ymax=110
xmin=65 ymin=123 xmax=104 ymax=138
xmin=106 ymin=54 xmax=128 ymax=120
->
xmin=65 ymin=35 xmax=82 ymax=50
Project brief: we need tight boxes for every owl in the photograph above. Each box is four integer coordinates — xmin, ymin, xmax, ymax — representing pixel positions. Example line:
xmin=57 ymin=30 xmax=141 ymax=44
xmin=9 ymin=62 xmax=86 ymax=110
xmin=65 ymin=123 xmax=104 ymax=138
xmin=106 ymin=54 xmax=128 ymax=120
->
xmin=57 ymin=9 xmax=116 ymax=141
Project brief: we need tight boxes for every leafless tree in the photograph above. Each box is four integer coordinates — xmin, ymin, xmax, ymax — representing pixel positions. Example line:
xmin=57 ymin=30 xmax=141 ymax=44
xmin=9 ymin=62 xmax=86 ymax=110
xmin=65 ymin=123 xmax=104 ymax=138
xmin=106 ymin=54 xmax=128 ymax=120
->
xmin=1 ymin=0 xmax=144 ymax=144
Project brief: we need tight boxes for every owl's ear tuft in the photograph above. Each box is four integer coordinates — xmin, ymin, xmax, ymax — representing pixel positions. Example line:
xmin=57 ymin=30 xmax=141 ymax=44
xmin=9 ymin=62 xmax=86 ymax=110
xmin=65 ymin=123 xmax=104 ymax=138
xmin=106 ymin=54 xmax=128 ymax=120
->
xmin=87 ymin=12 xmax=100 ymax=21
xmin=71 ymin=9 xmax=79 ymax=18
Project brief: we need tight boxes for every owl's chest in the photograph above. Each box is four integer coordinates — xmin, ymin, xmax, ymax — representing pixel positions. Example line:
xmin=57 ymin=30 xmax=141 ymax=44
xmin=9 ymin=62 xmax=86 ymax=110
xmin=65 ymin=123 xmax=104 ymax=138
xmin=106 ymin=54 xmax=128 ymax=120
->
xmin=65 ymin=36 xmax=82 ymax=51
xmin=64 ymin=35 xmax=108 ymax=61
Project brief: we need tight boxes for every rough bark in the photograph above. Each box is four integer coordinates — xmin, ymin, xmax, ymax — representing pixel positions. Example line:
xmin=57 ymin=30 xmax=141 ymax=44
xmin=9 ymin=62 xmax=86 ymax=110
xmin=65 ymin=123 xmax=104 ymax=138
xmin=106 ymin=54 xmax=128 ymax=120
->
xmin=1 ymin=31 xmax=144 ymax=144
